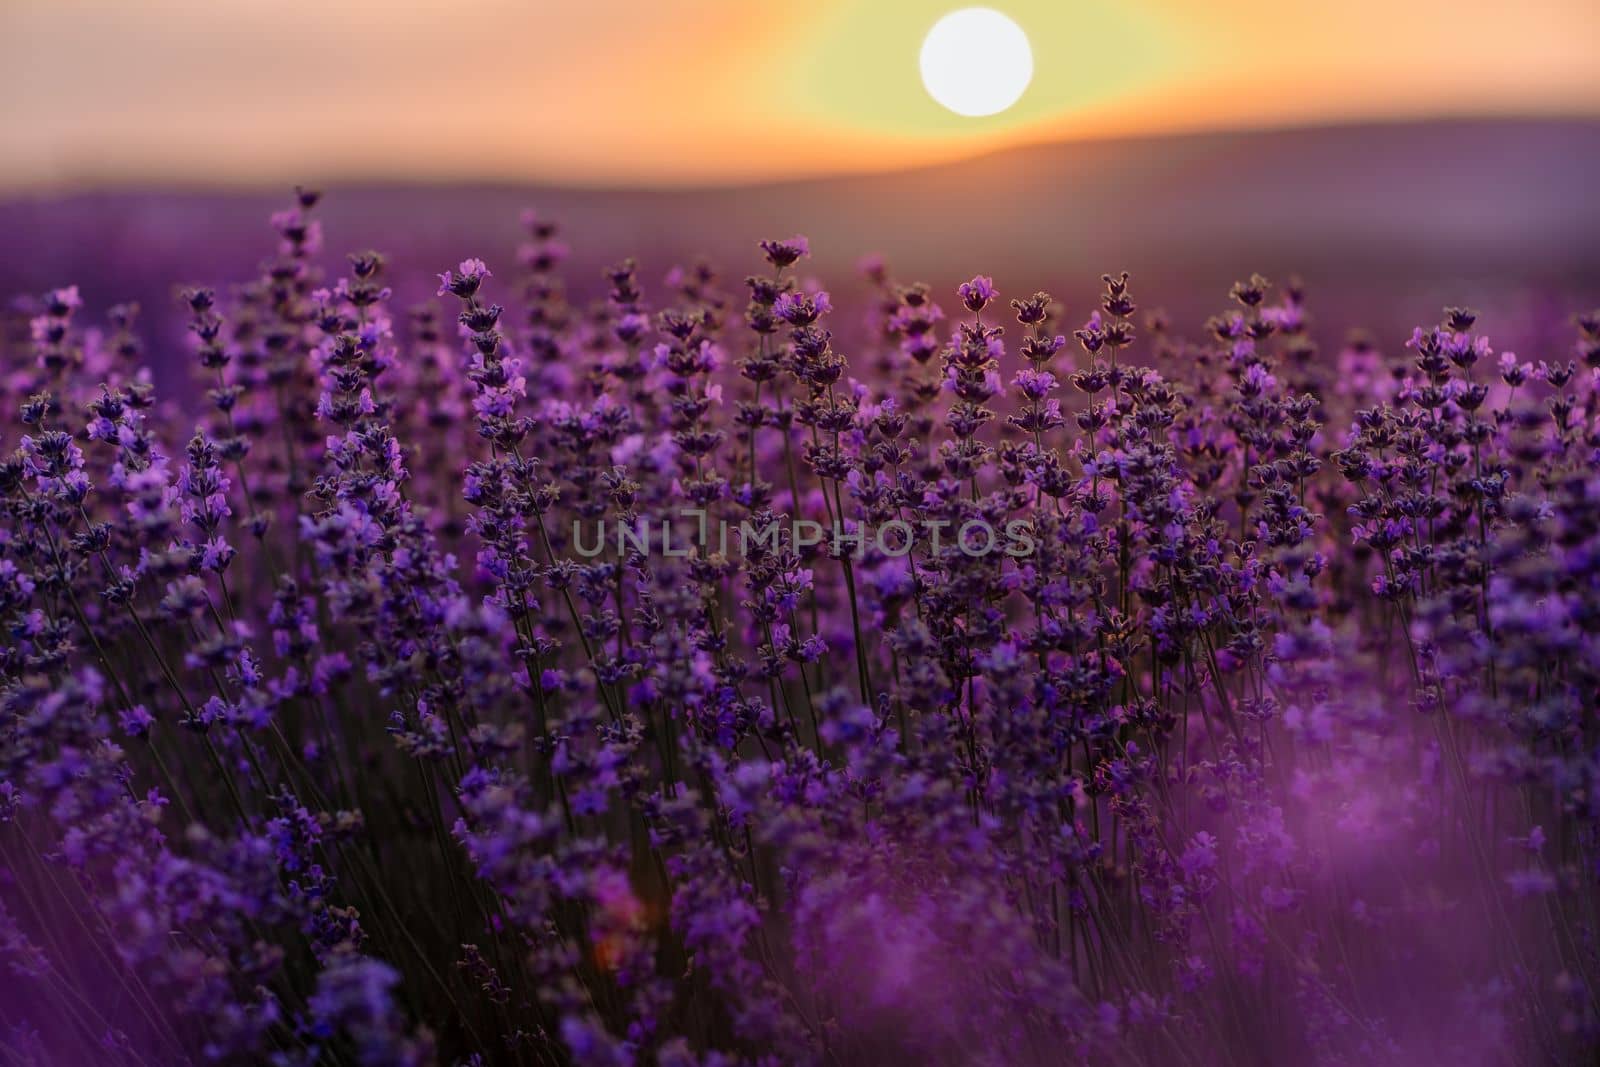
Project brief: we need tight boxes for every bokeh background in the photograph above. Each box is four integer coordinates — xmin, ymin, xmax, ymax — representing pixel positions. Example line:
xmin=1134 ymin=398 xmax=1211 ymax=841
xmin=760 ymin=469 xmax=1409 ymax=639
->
xmin=3 ymin=0 xmax=1599 ymax=358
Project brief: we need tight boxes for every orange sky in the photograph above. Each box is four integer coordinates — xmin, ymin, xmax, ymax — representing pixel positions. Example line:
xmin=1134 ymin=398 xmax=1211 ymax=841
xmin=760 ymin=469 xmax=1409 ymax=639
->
xmin=2 ymin=0 xmax=1596 ymax=190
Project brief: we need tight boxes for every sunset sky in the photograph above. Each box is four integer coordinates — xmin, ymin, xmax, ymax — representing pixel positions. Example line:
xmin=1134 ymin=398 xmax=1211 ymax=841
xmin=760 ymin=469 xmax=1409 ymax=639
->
xmin=2 ymin=0 xmax=1597 ymax=191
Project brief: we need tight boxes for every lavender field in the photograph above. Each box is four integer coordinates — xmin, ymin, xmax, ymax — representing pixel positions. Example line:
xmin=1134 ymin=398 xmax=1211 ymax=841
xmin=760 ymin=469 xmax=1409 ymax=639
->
xmin=1 ymin=167 xmax=1597 ymax=1067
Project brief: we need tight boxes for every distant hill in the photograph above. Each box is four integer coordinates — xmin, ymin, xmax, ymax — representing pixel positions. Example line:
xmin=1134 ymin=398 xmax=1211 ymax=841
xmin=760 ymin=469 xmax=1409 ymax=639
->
xmin=3 ymin=119 xmax=1597 ymax=353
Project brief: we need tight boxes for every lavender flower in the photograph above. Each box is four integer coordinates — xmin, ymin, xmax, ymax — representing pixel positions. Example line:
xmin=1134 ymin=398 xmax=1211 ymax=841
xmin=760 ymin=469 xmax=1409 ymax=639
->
xmin=0 ymin=190 xmax=1594 ymax=1067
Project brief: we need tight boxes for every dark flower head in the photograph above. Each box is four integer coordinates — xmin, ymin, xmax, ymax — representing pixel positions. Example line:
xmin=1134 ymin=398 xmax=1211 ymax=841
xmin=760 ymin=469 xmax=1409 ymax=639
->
xmin=181 ymin=287 xmax=216 ymax=314
xmin=1075 ymin=311 xmax=1106 ymax=354
xmin=759 ymin=235 xmax=810 ymax=269
xmin=1229 ymin=273 xmax=1270 ymax=309
xmin=959 ymin=275 xmax=997 ymax=314
xmin=42 ymin=285 xmax=83 ymax=317
xmin=348 ymin=251 xmax=386 ymax=280
xmin=1101 ymin=271 xmax=1136 ymax=317
xmin=437 ymin=258 xmax=492 ymax=299
xmin=1011 ymin=291 xmax=1052 ymax=325
xmin=773 ymin=289 xmax=831 ymax=327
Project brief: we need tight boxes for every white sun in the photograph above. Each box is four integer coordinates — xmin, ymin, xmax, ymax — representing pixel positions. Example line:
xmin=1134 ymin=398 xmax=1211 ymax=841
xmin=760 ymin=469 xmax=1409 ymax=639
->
xmin=919 ymin=8 xmax=1033 ymax=118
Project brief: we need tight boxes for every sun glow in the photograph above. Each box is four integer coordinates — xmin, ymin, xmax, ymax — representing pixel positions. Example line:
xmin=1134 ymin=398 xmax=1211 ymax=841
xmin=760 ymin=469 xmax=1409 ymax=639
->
xmin=919 ymin=8 xmax=1034 ymax=118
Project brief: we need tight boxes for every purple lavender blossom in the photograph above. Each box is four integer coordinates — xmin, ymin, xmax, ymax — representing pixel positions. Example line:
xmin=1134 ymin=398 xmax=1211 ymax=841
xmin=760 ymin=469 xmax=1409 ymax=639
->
xmin=0 ymin=191 xmax=1594 ymax=1067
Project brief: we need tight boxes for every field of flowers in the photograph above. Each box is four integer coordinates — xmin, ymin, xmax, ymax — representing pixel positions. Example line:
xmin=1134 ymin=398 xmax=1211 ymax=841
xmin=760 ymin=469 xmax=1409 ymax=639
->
xmin=1 ymin=189 xmax=1596 ymax=1066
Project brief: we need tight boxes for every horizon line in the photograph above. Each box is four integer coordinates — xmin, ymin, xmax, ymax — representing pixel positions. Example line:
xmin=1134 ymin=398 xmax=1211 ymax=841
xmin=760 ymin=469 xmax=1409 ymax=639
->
xmin=4 ymin=112 xmax=1596 ymax=202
